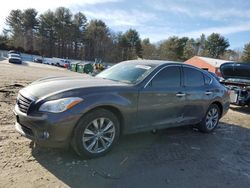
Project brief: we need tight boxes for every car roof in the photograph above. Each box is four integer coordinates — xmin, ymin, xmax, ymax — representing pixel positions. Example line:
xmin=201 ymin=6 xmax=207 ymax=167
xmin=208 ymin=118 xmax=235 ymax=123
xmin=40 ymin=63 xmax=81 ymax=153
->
xmin=121 ymin=60 xmax=209 ymax=75
xmin=122 ymin=59 xmax=183 ymax=66
xmin=8 ymin=50 xmax=21 ymax=54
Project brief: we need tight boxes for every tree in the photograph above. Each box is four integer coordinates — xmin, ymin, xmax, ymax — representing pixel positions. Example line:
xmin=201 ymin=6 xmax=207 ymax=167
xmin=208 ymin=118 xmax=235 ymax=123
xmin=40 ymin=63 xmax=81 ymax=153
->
xmin=124 ymin=29 xmax=142 ymax=59
xmin=115 ymin=29 xmax=143 ymax=61
xmin=5 ymin=9 xmax=38 ymax=53
xmin=196 ymin=34 xmax=206 ymax=56
xmin=72 ymin=12 xmax=87 ymax=59
xmin=85 ymin=20 xmax=110 ymax=61
xmin=183 ymin=38 xmax=196 ymax=60
xmin=141 ymin=38 xmax=157 ymax=59
xmin=158 ymin=36 xmax=188 ymax=61
xmin=205 ymin=33 xmax=229 ymax=58
xmin=38 ymin=10 xmax=56 ymax=57
xmin=117 ymin=32 xmax=129 ymax=60
xmin=5 ymin=9 xmax=24 ymax=48
xmin=0 ymin=34 xmax=10 ymax=50
xmin=103 ymin=31 xmax=121 ymax=62
xmin=2 ymin=7 xmax=241 ymax=63
xmin=54 ymin=7 xmax=72 ymax=57
xmin=22 ymin=8 xmax=38 ymax=52
xmin=222 ymin=49 xmax=241 ymax=61
xmin=241 ymin=42 xmax=250 ymax=62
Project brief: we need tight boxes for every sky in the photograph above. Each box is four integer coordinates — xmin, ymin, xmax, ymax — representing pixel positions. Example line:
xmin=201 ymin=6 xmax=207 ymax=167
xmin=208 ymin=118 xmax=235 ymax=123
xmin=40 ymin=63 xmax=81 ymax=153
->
xmin=1 ymin=0 xmax=250 ymax=49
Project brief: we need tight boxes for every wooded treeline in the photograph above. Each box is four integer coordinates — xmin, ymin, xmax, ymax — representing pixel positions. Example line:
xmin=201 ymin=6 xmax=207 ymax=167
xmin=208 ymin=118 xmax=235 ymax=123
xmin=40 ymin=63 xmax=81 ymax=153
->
xmin=1 ymin=7 xmax=250 ymax=62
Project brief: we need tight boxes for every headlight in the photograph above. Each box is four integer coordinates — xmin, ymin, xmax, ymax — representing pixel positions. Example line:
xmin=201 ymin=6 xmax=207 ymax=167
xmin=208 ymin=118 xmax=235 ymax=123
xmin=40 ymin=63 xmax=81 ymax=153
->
xmin=39 ymin=97 xmax=83 ymax=113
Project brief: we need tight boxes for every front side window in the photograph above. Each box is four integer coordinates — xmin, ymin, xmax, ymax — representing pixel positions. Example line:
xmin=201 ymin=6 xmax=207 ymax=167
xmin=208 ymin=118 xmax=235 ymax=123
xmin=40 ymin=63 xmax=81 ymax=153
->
xmin=151 ymin=66 xmax=181 ymax=88
xmin=183 ymin=67 xmax=204 ymax=87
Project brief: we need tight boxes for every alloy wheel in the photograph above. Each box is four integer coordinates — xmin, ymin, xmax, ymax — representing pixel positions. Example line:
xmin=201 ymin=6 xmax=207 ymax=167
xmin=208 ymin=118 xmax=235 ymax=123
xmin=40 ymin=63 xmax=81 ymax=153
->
xmin=82 ymin=117 xmax=115 ymax=153
xmin=205 ymin=107 xmax=219 ymax=130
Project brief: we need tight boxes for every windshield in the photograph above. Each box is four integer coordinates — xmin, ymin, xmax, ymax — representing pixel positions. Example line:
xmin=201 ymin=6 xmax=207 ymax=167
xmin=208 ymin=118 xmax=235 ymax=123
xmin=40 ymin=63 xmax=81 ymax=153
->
xmin=9 ymin=54 xmax=20 ymax=58
xmin=96 ymin=62 xmax=155 ymax=84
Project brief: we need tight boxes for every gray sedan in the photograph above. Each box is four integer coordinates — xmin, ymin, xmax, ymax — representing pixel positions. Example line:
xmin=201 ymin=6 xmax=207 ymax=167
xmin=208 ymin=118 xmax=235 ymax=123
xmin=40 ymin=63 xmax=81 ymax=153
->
xmin=14 ymin=60 xmax=230 ymax=158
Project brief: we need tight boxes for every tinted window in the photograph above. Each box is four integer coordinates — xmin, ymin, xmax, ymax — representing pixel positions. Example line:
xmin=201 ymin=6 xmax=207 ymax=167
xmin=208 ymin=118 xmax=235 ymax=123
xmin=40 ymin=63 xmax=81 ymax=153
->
xmin=204 ymin=74 xmax=212 ymax=84
xmin=152 ymin=66 xmax=181 ymax=88
xmin=184 ymin=67 xmax=204 ymax=87
xmin=207 ymin=72 xmax=220 ymax=82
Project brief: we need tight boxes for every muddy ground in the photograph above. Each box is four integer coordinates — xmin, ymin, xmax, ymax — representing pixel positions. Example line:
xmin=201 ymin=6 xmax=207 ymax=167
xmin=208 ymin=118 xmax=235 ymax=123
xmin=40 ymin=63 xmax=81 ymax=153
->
xmin=0 ymin=60 xmax=250 ymax=188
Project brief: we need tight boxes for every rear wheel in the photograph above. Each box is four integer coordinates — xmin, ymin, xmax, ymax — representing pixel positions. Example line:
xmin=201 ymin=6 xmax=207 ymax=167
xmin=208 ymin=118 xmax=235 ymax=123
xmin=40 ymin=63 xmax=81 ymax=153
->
xmin=72 ymin=109 xmax=120 ymax=158
xmin=198 ymin=104 xmax=220 ymax=133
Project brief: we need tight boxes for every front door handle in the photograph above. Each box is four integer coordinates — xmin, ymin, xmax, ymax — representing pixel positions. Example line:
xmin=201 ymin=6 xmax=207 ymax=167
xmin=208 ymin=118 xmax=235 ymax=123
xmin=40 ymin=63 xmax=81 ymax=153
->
xmin=176 ymin=92 xmax=186 ymax=97
xmin=205 ymin=91 xmax=213 ymax=95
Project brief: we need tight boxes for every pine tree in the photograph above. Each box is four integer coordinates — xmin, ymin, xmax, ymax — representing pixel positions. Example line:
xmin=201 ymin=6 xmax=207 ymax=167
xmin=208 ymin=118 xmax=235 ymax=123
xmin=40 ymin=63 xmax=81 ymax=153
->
xmin=205 ymin=33 xmax=229 ymax=58
xmin=241 ymin=42 xmax=250 ymax=62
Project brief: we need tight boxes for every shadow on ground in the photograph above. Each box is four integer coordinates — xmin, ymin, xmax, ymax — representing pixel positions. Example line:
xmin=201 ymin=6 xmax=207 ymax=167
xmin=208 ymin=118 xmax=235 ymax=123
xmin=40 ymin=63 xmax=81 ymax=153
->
xmin=230 ymin=105 xmax=250 ymax=115
xmin=32 ymin=123 xmax=250 ymax=188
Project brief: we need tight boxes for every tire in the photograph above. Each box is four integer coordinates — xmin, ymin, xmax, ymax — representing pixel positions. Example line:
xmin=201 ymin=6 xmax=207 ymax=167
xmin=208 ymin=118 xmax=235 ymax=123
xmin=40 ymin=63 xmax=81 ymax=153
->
xmin=72 ymin=109 xmax=120 ymax=158
xmin=198 ymin=104 xmax=220 ymax=133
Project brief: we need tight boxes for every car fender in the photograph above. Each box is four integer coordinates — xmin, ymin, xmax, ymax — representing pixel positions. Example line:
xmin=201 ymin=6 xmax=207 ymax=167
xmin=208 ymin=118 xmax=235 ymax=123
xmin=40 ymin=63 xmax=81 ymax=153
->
xmin=74 ymin=92 xmax=138 ymax=133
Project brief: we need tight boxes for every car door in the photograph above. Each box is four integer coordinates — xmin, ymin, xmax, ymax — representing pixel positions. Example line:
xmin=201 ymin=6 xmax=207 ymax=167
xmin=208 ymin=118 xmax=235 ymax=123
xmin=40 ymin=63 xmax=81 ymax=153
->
xmin=137 ymin=65 xmax=186 ymax=129
xmin=182 ymin=66 xmax=213 ymax=124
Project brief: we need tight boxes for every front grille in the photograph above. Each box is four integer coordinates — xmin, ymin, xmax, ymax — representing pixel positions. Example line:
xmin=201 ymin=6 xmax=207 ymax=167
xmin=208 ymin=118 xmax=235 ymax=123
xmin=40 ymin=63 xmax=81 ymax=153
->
xmin=17 ymin=93 xmax=33 ymax=114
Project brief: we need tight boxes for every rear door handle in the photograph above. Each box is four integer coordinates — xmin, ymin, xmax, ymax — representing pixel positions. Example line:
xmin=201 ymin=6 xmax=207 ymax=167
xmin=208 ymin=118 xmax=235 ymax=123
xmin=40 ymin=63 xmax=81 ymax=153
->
xmin=205 ymin=91 xmax=213 ymax=95
xmin=176 ymin=92 xmax=186 ymax=97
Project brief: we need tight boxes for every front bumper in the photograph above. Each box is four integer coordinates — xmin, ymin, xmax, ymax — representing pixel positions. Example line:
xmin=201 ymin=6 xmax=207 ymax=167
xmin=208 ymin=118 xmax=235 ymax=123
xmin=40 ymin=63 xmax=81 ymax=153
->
xmin=9 ymin=58 xmax=22 ymax=64
xmin=13 ymin=104 xmax=81 ymax=148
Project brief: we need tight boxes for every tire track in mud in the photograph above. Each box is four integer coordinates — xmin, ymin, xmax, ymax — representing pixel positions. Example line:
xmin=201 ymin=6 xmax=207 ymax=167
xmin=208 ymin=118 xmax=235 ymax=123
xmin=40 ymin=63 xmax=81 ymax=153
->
xmin=0 ymin=84 xmax=25 ymax=104
xmin=123 ymin=123 xmax=250 ymax=177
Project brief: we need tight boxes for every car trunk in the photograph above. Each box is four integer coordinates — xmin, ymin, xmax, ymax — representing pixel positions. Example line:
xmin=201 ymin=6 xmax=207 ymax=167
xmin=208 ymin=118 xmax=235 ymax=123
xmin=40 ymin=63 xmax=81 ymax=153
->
xmin=220 ymin=63 xmax=250 ymax=106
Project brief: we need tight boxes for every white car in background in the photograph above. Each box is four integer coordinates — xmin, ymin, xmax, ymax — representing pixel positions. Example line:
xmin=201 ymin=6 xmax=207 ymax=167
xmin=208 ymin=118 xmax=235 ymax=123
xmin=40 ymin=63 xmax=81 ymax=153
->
xmin=43 ymin=57 xmax=70 ymax=68
xmin=52 ymin=58 xmax=70 ymax=67
xmin=8 ymin=51 xmax=22 ymax=64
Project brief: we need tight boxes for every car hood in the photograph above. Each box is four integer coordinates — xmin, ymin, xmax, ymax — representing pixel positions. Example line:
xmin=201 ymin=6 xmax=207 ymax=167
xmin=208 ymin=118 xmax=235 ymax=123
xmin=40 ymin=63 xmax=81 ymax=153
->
xmin=220 ymin=62 xmax=250 ymax=81
xmin=20 ymin=76 xmax=129 ymax=98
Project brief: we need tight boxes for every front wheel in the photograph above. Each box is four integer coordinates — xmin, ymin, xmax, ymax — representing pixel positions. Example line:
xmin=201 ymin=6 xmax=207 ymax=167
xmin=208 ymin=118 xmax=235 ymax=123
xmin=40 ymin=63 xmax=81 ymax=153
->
xmin=198 ymin=104 xmax=220 ymax=133
xmin=72 ymin=109 xmax=120 ymax=158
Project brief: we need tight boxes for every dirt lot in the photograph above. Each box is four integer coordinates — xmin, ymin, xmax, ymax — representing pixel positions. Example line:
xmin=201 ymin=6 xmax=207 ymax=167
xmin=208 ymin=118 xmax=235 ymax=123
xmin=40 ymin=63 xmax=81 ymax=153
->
xmin=0 ymin=60 xmax=250 ymax=188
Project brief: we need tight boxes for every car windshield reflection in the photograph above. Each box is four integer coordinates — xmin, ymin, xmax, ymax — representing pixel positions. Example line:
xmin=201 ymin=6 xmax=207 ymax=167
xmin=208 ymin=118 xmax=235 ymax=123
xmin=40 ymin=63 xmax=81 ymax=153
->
xmin=96 ymin=62 xmax=155 ymax=84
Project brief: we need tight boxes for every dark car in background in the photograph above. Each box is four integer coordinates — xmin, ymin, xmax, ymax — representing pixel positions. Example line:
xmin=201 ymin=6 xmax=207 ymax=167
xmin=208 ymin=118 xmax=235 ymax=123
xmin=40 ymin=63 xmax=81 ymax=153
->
xmin=34 ymin=58 xmax=43 ymax=63
xmin=220 ymin=62 xmax=250 ymax=107
xmin=14 ymin=60 xmax=230 ymax=158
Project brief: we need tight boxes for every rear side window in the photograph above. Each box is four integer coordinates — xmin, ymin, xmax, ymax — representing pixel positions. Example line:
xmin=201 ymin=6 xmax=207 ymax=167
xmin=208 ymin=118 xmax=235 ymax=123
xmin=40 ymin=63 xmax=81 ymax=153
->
xmin=204 ymin=74 xmax=212 ymax=85
xmin=152 ymin=66 xmax=181 ymax=88
xmin=183 ymin=67 xmax=204 ymax=87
